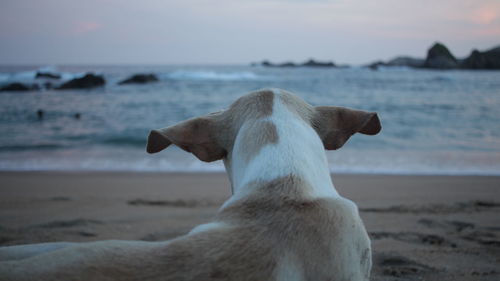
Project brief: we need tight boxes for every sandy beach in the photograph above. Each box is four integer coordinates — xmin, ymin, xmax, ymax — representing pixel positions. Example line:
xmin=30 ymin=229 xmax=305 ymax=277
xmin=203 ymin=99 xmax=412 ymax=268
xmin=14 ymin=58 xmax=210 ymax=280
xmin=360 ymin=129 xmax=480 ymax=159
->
xmin=0 ymin=172 xmax=499 ymax=280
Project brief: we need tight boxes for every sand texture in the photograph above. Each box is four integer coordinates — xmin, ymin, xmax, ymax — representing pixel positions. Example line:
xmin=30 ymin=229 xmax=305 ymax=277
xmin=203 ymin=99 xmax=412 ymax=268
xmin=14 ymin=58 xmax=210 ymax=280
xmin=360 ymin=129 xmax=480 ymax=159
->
xmin=0 ymin=172 xmax=499 ymax=280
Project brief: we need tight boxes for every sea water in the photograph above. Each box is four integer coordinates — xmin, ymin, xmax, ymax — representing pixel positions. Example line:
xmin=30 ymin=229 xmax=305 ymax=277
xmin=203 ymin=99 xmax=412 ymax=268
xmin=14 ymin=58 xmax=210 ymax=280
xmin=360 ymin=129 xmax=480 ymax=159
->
xmin=0 ymin=65 xmax=499 ymax=175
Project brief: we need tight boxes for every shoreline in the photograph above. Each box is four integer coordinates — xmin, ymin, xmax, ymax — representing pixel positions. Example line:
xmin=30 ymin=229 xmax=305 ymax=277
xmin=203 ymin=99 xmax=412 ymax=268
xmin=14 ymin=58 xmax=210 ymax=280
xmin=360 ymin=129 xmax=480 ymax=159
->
xmin=3 ymin=170 xmax=500 ymax=176
xmin=1 ymin=172 xmax=499 ymax=280
xmin=2 ymin=171 xmax=499 ymax=209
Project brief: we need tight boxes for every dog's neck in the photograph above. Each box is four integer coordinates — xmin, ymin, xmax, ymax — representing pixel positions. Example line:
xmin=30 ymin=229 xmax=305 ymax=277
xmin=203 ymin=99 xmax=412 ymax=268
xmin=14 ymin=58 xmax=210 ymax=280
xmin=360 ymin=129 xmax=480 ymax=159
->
xmin=223 ymin=92 xmax=339 ymax=205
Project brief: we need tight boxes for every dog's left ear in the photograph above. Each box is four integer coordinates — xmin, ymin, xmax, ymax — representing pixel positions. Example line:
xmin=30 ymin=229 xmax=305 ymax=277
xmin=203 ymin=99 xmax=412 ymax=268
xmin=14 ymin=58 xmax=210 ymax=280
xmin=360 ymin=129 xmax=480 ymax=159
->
xmin=146 ymin=116 xmax=226 ymax=162
xmin=313 ymin=106 xmax=381 ymax=150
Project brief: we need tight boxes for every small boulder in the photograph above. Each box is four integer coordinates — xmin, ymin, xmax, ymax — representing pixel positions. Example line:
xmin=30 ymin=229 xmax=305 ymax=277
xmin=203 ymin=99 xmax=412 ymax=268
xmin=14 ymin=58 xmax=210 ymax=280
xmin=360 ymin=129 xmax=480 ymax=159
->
xmin=37 ymin=109 xmax=44 ymax=120
xmin=43 ymin=82 xmax=53 ymax=90
xmin=261 ymin=60 xmax=296 ymax=67
xmin=35 ymin=71 xmax=61 ymax=79
xmin=387 ymin=56 xmax=424 ymax=68
xmin=461 ymin=46 xmax=500 ymax=69
xmin=423 ymin=42 xmax=459 ymax=69
xmin=0 ymin=82 xmax=39 ymax=92
xmin=118 ymin=73 xmax=159 ymax=85
xmin=57 ymin=73 xmax=105 ymax=90
xmin=367 ymin=61 xmax=387 ymax=70
xmin=261 ymin=60 xmax=273 ymax=67
xmin=277 ymin=62 xmax=296 ymax=67
xmin=301 ymin=59 xmax=336 ymax=67
xmin=366 ymin=57 xmax=424 ymax=70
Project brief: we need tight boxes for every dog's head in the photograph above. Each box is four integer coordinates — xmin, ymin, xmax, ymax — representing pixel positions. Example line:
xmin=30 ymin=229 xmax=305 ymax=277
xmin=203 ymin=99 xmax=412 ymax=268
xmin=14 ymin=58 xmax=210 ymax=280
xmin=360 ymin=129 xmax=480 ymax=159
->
xmin=147 ymin=89 xmax=381 ymax=162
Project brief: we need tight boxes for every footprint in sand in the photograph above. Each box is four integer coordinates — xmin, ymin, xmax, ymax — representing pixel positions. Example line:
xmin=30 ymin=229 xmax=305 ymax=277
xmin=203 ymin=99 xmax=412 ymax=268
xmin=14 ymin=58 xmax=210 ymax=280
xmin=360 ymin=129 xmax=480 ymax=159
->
xmin=373 ymin=253 xmax=435 ymax=278
xmin=370 ymin=231 xmax=457 ymax=248
xmin=418 ymin=218 xmax=500 ymax=247
xmin=361 ymin=200 xmax=500 ymax=214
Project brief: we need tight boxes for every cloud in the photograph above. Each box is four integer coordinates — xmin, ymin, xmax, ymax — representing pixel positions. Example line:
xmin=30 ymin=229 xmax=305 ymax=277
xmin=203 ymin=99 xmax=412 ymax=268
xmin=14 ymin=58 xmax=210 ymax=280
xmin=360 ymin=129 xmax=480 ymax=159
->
xmin=470 ymin=5 xmax=498 ymax=25
xmin=1 ymin=0 xmax=500 ymax=64
xmin=72 ymin=21 xmax=102 ymax=34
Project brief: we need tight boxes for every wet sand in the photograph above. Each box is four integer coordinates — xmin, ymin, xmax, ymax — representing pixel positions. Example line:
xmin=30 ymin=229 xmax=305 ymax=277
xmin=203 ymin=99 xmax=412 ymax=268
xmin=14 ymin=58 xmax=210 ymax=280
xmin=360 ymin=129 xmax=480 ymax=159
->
xmin=0 ymin=172 xmax=499 ymax=280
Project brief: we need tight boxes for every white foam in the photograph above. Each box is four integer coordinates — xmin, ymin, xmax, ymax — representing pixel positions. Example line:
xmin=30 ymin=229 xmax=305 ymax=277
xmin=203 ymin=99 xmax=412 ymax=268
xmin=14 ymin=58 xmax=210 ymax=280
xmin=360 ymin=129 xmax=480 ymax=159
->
xmin=10 ymin=71 xmax=37 ymax=81
xmin=166 ymin=70 xmax=260 ymax=81
xmin=60 ymin=72 xmax=86 ymax=81
xmin=37 ymin=66 xmax=59 ymax=73
xmin=1 ymin=153 xmax=500 ymax=176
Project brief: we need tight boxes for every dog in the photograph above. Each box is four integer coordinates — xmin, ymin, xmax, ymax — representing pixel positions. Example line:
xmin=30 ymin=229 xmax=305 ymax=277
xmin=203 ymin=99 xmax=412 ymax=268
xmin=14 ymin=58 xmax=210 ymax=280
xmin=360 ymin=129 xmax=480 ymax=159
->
xmin=0 ymin=89 xmax=381 ymax=281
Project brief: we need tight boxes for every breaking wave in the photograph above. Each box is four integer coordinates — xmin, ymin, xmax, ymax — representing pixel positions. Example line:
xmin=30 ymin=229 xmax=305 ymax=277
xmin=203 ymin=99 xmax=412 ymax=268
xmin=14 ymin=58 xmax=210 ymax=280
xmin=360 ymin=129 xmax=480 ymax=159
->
xmin=165 ymin=70 xmax=261 ymax=81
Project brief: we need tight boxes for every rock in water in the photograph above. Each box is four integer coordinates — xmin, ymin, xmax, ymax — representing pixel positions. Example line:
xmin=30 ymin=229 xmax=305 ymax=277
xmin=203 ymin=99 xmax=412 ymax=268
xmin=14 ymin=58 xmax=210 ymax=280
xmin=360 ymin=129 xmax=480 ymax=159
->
xmin=387 ymin=56 xmax=424 ymax=68
xmin=35 ymin=71 xmax=61 ymax=79
xmin=57 ymin=73 xmax=105 ymax=89
xmin=368 ymin=57 xmax=425 ymax=70
xmin=0 ymin=83 xmax=39 ymax=92
xmin=118 ymin=74 xmax=159 ymax=85
xmin=301 ymin=59 xmax=336 ymax=67
xmin=461 ymin=46 xmax=500 ymax=69
xmin=261 ymin=60 xmax=297 ymax=67
xmin=423 ymin=42 xmax=459 ymax=69
xmin=261 ymin=59 xmax=336 ymax=68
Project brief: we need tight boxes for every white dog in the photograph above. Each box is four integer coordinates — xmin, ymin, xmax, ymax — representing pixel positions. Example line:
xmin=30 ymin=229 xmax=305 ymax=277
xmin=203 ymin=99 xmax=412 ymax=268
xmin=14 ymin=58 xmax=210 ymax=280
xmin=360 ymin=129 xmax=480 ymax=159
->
xmin=0 ymin=89 xmax=380 ymax=281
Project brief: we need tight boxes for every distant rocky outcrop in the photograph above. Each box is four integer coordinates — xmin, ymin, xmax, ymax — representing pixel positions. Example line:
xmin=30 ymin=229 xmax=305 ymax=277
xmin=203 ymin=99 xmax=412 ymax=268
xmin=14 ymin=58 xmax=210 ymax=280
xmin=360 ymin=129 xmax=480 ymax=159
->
xmin=258 ymin=59 xmax=337 ymax=68
xmin=302 ymin=59 xmax=336 ymax=67
xmin=368 ymin=56 xmax=424 ymax=70
xmin=388 ymin=57 xmax=425 ymax=68
xmin=261 ymin=60 xmax=296 ymax=67
xmin=118 ymin=74 xmax=159 ymax=85
xmin=423 ymin=42 xmax=459 ymax=69
xmin=367 ymin=42 xmax=500 ymax=70
xmin=35 ymin=71 xmax=61 ymax=79
xmin=462 ymin=46 xmax=500 ymax=69
xmin=57 ymin=73 xmax=105 ymax=90
xmin=0 ymin=82 xmax=39 ymax=92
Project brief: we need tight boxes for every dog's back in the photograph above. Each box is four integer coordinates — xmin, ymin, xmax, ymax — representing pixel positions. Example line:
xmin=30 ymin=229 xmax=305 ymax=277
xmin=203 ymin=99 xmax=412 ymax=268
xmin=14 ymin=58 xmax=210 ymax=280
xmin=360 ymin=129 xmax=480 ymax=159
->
xmin=0 ymin=179 xmax=370 ymax=281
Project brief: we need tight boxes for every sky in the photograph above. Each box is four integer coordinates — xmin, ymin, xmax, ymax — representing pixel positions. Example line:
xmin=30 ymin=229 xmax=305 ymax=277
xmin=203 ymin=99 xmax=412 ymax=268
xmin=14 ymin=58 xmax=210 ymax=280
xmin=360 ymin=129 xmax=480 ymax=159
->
xmin=0 ymin=0 xmax=499 ymax=65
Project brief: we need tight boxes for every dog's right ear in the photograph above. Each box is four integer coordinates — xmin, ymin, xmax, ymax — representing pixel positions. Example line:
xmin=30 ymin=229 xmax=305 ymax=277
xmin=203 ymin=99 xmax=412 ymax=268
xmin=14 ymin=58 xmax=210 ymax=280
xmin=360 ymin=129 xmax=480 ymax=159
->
xmin=147 ymin=116 xmax=226 ymax=162
xmin=313 ymin=106 xmax=381 ymax=150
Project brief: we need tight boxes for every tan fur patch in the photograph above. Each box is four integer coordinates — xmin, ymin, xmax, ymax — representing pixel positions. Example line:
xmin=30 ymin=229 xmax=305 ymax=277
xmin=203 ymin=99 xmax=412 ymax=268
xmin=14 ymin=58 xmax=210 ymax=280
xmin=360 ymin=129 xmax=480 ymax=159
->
xmin=229 ymin=89 xmax=274 ymax=119
xmin=213 ymin=89 xmax=276 ymax=157
xmin=238 ymin=121 xmax=279 ymax=162
xmin=278 ymin=90 xmax=315 ymax=122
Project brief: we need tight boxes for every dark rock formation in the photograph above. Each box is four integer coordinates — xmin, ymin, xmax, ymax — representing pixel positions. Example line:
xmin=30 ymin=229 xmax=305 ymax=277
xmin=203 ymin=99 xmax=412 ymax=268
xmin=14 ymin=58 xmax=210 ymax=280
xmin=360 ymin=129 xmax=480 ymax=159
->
xmin=461 ymin=46 xmax=500 ymax=69
xmin=37 ymin=109 xmax=44 ymax=120
xmin=118 ymin=74 xmax=159 ymax=85
xmin=367 ymin=61 xmax=386 ymax=70
xmin=43 ymin=82 xmax=53 ymax=90
xmin=260 ymin=59 xmax=336 ymax=68
xmin=301 ymin=59 xmax=336 ymax=67
xmin=261 ymin=60 xmax=297 ymax=67
xmin=261 ymin=60 xmax=272 ymax=67
xmin=423 ymin=42 xmax=459 ymax=69
xmin=35 ymin=71 xmax=61 ymax=79
xmin=57 ymin=73 xmax=105 ymax=90
xmin=368 ymin=56 xmax=424 ymax=70
xmin=0 ymin=82 xmax=39 ymax=92
xmin=387 ymin=56 xmax=424 ymax=68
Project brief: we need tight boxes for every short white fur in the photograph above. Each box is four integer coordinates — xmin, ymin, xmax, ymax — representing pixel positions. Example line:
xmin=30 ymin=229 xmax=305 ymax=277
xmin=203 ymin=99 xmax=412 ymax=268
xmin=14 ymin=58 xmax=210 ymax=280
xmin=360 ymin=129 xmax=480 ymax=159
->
xmin=224 ymin=89 xmax=339 ymax=206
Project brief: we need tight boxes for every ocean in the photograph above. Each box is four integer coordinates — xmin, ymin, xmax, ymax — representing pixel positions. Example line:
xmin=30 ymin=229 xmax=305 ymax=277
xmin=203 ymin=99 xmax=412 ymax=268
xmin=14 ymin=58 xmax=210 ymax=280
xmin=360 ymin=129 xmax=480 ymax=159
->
xmin=0 ymin=65 xmax=499 ymax=175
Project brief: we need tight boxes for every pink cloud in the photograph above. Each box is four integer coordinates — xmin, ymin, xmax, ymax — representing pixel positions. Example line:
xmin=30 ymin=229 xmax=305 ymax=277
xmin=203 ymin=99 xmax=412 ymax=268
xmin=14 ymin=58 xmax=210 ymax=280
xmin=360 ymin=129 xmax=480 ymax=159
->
xmin=470 ymin=6 xmax=498 ymax=24
xmin=73 ymin=21 xmax=102 ymax=34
